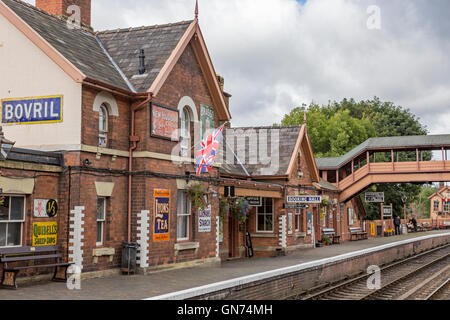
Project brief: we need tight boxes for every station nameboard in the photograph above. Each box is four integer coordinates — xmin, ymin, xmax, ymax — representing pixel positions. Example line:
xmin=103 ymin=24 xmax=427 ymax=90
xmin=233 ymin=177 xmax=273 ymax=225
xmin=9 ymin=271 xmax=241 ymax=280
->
xmin=287 ymin=195 xmax=322 ymax=204
xmin=365 ymin=192 xmax=384 ymax=203
xmin=1 ymin=95 xmax=63 ymax=125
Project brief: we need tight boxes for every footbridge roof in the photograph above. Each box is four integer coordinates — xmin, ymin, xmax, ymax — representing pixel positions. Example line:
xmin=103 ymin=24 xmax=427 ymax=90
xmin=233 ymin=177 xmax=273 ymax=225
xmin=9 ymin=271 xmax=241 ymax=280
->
xmin=316 ymin=134 xmax=450 ymax=170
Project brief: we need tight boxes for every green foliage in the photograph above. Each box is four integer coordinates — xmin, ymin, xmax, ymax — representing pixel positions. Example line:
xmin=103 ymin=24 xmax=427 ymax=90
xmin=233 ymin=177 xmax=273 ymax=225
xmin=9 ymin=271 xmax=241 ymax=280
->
xmin=410 ymin=186 xmax=436 ymax=218
xmin=187 ymin=183 xmax=206 ymax=212
xmin=219 ymin=198 xmax=228 ymax=224
xmin=321 ymin=234 xmax=331 ymax=245
xmin=278 ymin=97 xmax=430 ymax=221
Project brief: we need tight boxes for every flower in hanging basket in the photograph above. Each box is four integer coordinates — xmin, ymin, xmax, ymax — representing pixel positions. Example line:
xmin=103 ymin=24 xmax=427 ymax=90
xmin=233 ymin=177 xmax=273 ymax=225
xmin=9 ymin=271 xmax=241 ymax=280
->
xmin=187 ymin=183 xmax=206 ymax=211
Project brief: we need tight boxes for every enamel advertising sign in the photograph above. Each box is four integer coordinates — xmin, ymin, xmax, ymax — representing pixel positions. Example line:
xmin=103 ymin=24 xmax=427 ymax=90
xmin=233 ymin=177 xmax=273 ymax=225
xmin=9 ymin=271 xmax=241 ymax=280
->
xmin=153 ymin=190 xmax=170 ymax=242
xmin=151 ymin=103 xmax=179 ymax=140
xmin=34 ymin=199 xmax=58 ymax=218
xmin=198 ymin=205 xmax=212 ymax=233
xmin=32 ymin=222 xmax=58 ymax=246
xmin=1 ymin=95 xmax=63 ymax=125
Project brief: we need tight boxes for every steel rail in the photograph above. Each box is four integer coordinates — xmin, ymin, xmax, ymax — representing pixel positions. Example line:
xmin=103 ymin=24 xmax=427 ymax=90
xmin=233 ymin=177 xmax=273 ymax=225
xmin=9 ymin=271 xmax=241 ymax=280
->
xmin=300 ymin=243 xmax=450 ymax=300
xmin=425 ymin=277 xmax=450 ymax=300
xmin=360 ymin=253 xmax=450 ymax=300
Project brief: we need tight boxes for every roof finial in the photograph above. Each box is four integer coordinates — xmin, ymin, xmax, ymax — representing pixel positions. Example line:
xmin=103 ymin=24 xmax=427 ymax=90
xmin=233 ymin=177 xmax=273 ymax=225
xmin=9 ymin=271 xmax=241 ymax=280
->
xmin=195 ymin=0 xmax=199 ymax=20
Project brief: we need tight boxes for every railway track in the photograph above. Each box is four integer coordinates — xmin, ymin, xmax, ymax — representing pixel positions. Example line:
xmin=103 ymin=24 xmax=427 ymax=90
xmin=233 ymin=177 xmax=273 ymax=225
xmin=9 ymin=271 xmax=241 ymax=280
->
xmin=425 ymin=278 xmax=450 ymax=300
xmin=292 ymin=244 xmax=450 ymax=300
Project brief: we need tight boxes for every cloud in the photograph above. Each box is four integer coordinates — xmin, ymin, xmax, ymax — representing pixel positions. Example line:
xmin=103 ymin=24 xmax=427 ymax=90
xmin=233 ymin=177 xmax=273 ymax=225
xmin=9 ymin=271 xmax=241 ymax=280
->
xmin=22 ymin=0 xmax=450 ymax=134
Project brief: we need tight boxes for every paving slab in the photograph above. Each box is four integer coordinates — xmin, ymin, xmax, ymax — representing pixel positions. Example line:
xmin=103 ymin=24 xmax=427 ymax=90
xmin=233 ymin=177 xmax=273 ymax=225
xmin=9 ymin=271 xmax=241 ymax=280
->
xmin=0 ymin=230 xmax=449 ymax=300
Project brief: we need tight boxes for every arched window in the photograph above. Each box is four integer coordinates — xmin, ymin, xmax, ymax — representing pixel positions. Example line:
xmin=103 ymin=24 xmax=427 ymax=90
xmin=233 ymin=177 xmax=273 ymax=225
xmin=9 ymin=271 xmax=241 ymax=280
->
xmin=99 ymin=104 xmax=108 ymax=147
xmin=180 ymin=107 xmax=191 ymax=157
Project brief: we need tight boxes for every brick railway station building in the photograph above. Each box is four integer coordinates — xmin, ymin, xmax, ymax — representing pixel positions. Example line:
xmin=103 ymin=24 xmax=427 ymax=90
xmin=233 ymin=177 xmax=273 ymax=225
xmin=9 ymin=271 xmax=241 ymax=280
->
xmin=0 ymin=0 xmax=362 ymax=280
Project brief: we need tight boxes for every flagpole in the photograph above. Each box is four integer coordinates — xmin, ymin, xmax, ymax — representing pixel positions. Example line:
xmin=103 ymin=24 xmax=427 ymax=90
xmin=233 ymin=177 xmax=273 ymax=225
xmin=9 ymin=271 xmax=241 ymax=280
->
xmin=225 ymin=140 xmax=251 ymax=177
xmin=189 ymin=121 xmax=230 ymax=152
xmin=192 ymin=121 xmax=251 ymax=177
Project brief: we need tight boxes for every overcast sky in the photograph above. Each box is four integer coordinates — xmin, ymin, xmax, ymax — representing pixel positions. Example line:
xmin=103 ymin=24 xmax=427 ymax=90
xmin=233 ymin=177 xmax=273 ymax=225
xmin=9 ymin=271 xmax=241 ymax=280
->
xmin=24 ymin=0 xmax=450 ymax=134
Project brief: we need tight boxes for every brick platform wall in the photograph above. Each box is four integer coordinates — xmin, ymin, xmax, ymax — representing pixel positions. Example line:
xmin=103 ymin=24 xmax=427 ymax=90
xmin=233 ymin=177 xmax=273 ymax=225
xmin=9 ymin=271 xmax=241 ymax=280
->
xmin=187 ymin=233 xmax=450 ymax=300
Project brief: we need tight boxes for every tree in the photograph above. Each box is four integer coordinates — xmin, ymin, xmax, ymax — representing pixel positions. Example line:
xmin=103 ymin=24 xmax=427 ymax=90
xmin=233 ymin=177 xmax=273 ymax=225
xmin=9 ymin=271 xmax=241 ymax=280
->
xmin=278 ymin=97 xmax=430 ymax=220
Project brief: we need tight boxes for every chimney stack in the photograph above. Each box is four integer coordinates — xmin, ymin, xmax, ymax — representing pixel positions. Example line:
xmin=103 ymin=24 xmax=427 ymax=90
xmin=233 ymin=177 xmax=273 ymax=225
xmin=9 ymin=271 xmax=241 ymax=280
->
xmin=139 ymin=49 xmax=146 ymax=75
xmin=36 ymin=0 xmax=92 ymax=26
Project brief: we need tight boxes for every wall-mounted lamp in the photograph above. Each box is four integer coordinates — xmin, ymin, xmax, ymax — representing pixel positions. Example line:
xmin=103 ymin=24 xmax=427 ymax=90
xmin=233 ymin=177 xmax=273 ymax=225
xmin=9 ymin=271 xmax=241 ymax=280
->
xmin=0 ymin=126 xmax=15 ymax=160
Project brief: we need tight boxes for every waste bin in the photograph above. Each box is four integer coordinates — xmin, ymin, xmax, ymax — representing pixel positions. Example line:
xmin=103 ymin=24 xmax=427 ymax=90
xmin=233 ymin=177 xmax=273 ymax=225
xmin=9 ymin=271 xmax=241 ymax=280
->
xmin=121 ymin=242 xmax=138 ymax=275
xmin=402 ymin=224 xmax=408 ymax=235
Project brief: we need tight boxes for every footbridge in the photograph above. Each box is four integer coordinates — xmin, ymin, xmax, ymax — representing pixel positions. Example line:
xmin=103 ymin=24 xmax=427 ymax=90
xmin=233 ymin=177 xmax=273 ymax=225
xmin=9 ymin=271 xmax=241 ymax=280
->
xmin=316 ymin=135 xmax=450 ymax=202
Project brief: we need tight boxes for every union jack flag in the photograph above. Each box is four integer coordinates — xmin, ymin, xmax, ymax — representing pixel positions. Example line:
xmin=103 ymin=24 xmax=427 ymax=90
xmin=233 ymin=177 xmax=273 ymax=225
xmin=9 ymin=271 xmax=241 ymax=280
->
xmin=196 ymin=125 xmax=224 ymax=175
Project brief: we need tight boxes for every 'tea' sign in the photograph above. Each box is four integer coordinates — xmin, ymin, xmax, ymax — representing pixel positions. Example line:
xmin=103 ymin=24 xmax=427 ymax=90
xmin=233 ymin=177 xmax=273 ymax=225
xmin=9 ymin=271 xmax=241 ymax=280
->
xmin=1 ymin=95 xmax=63 ymax=125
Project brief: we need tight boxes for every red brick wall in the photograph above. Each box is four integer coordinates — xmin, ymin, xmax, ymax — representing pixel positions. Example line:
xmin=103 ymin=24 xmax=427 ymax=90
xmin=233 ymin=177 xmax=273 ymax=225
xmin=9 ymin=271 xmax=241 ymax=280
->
xmin=36 ymin=0 xmax=91 ymax=26
xmin=0 ymin=167 xmax=61 ymax=276
xmin=81 ymin=86 xmax=131 ymax=151
xmin=191 ymin=234 xmax=450 ymax=300
xmin=76 ymin=39 xmax=224 ymax=270
xmin=135 ymin=42 xmax=222 ymax=154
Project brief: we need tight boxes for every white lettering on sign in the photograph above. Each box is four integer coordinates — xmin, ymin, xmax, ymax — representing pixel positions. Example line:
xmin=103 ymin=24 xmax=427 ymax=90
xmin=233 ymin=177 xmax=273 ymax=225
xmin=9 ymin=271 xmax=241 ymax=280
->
xmin=4 ymin=104 xmax=14 ymax=120
xmin=1 ymin=96 xmax=63 ymax=125
xmin=287 ymin=195 xmax=322 ymax=204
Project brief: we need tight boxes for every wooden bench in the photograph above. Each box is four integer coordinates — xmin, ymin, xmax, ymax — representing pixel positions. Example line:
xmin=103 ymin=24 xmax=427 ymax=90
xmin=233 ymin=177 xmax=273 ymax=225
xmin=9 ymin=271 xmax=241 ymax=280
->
xmin=349 ymin=227 xmax=368 ymax=241
xmin=0 ymin=246 xmax=72 ymax=289
xmin=322 ymin=228 xmax=340 ymax=244
xmin=421 ymin=222 xmax=432 ymax=232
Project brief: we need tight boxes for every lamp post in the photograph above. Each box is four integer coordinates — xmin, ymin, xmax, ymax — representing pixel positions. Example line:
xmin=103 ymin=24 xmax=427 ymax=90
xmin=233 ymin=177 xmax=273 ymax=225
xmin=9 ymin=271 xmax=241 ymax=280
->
xmin=0 ymin=126 xmax=15 ymax=160
xmin=401 ymin=195 xmax=408 ymax=234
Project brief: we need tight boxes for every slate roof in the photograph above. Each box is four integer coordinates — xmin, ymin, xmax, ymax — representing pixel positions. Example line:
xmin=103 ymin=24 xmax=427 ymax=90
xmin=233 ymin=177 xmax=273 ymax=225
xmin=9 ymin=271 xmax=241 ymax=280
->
xmin=7 ymin=148 xmax=63 ymax=166
xmin=2 ymin=0 xmax=131 ymax=91
xmin=220 ymin=126 xmax=302 ymax=177
xmin=316 ymin=134 xmax=450 ymax=169
xmin=2 ymin=0 xmax=192 ymax=93
xmin=316 ymin=179 xmax=340 ymax=191
xmin=97 ymin=22 xmax=192 ymax=93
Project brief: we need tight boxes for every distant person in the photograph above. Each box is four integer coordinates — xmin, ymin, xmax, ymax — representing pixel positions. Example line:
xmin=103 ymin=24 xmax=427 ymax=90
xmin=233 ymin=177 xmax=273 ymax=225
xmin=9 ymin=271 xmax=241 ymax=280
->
xmin=411 ymin=216 xmax=418 ymax=232
xmin=394 ymin=215 xmax=401 ymax=235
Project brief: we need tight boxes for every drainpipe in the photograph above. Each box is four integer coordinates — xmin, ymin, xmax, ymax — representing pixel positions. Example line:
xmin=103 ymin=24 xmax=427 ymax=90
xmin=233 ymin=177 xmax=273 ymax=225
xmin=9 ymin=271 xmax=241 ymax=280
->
xmin=128 ymin=93 xmax=152 ymax=243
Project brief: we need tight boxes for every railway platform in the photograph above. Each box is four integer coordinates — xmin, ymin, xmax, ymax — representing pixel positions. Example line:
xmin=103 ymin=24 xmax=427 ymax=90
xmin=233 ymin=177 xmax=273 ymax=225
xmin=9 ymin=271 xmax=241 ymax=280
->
xmin=0 ymin=230 xmax=449 ymax=300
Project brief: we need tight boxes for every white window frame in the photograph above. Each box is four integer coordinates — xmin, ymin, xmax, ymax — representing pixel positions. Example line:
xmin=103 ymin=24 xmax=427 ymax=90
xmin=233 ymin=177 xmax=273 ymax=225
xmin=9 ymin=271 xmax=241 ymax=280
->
xmin=256 ymin=198 xmax=274 ymax=233
xmin=99 ymin=104 xmax=108 ymax=147
xmin=180 ymin=107 xmax=191 ymax=158
xmin=348 ymin=207 xmax=354 ymax=226
xmin=322 ymin=207 xmax=327 ymax=227
xmin=96 ymin=197 xmax=106 ymax=246
xmin=434 ymin=200 xmax=440 ymax=212
xmin=295 ymin=209 xmax=301 ymax=232
xmin=444 ymin=202 xmax=450 ymax=213
xmin=288 ymin=212 xmax=293 ymax=235
xmin=0 ymin=195 xmax=25 ymax=248
xmin=177 ymin=191 xmax=191 ymax=242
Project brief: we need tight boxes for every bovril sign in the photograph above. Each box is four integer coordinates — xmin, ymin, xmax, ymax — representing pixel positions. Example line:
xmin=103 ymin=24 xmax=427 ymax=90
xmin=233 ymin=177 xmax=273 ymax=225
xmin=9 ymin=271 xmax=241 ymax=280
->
xmin=1 ymin=95 xmax=63 ymax=125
